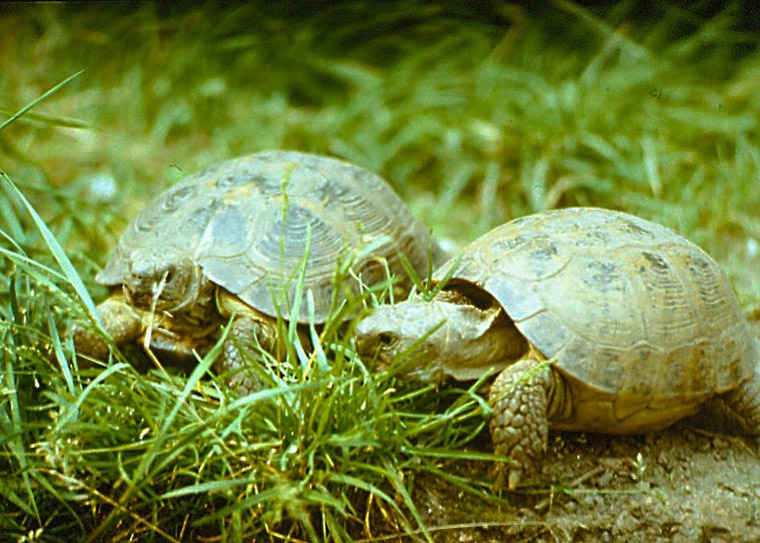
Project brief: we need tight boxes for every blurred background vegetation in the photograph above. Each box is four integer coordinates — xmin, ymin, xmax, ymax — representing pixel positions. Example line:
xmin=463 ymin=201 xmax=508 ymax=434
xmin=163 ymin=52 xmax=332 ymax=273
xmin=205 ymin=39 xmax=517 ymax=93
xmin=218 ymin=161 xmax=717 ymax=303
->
xmin=2 ymin=1 xmax=759 ymax=305
xmin=1 ymin=1 xmax=759 ymax=541
xmin=2 ymin=1 xmax=759 ymax=304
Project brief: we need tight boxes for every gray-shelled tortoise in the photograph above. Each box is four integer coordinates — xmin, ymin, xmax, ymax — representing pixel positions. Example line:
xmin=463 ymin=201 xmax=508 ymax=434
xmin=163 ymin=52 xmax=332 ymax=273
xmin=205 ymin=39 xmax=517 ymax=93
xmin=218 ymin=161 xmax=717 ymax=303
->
xmin=74 ymin=150 xmax=444 ymax=382
xmin=355 ymin=207 xmax=760 ymax=489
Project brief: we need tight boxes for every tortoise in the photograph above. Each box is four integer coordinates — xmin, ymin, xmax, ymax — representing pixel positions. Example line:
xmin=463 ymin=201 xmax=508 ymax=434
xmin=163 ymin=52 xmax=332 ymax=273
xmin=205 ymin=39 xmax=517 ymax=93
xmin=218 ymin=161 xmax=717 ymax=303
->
xmin=355 ymin=207 xmax=760 ymax=489
xmin=74 ymin=150 xmax=444 ymax=385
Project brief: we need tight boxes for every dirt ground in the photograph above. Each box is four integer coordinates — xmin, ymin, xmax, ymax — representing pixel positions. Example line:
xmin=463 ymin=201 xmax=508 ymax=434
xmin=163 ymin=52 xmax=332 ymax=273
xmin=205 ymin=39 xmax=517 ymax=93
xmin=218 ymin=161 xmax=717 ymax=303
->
xmin=411 ymin=421 xmax=759 ymax=543
xmin=402 ymin=320 xmax=760 ymax=543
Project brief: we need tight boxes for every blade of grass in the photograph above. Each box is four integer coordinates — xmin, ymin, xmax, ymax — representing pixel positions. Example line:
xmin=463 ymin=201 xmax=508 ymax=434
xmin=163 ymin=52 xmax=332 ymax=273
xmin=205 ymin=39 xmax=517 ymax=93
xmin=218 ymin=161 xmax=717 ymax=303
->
xmin=0 ymin=107 xmax=89 ymax=129
xmin=0 ymin=245 xmax=68 ymax=283
xmin=0 ymin=70 xmax=83 ymax=132
xmin=48 ymin=312 xmax=77 ymax=395
xmin=0 ymin=477 xmax=37 ymax=517
xmin=160 ymin=477 xmax=253 ymax=499
xmin=1 ymin=172 xmax=103 ymax=328
xmin=1 ymin=350 xmax=40 ymax=523
xmin=54 ymin=363 xmax=130 ymax=432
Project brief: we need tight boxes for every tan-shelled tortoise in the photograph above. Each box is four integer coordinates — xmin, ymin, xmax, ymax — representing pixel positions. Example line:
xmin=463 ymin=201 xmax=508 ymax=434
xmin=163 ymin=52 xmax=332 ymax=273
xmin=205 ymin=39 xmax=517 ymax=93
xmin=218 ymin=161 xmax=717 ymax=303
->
xmin=355 ymin=207 xmax=759 ymax=489
xmin=74 ymin=150 xmax=444 ymax=388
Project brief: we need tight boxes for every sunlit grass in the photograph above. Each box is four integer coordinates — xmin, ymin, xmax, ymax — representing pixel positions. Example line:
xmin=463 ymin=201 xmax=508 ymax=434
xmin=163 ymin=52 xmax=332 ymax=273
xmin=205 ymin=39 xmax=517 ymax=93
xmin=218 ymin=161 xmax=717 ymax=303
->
xmin=1 ymin=1 xmax=759 ymax=541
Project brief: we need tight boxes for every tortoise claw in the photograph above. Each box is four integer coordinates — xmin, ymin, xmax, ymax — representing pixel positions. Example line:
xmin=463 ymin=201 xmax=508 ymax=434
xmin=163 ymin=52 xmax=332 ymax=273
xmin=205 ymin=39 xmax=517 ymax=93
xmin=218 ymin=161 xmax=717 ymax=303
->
xmin=507 ymin=467 xmax=523 ymax=490
xmin=493 ymin=460 xmax=523 ymax=491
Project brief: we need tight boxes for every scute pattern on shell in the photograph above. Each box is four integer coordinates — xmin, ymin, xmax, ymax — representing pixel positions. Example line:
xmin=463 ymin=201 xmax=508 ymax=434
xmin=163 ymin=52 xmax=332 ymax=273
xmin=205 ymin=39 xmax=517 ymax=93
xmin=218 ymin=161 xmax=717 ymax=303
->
xmin=98 ymin=151 xmax=432 ymax=321
xmin=437 ymin=208 xmax=754 ymax=400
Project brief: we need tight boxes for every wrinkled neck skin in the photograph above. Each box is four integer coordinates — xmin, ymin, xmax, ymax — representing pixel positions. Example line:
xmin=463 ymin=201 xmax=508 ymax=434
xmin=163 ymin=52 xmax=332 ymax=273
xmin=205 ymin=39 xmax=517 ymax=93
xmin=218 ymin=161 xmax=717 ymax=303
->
xmin=355 ymin=297 xmax=526 ymax=384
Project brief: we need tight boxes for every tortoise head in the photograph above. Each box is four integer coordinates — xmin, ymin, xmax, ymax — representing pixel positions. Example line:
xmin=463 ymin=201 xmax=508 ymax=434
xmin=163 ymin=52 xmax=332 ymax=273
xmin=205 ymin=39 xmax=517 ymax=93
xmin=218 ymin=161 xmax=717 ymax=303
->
xmin=355 ymin=296 xmax=514 ymax=383
xmin=119 ymin=249 xmax=210 ymax=313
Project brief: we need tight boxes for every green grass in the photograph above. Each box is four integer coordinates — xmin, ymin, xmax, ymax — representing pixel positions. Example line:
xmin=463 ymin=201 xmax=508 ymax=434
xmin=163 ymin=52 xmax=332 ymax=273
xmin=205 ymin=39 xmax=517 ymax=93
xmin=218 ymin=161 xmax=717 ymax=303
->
xmin=1 ymin=2 xmax=759 ymax=541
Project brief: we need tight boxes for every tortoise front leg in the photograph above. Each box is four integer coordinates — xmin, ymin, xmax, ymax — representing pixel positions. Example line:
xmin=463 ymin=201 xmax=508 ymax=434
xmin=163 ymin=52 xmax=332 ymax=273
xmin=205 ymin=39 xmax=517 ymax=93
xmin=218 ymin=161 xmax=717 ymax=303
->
xmin=72 ymin=295 xmax=204 ymax=369
xmin=72 ymin=296 xmax=145 ymax=360
xmin=214 ymin=317 xmax=278 ymax=394
xmin=215 ymin=315 xmax=315 ymax=394
xmin=489 ymin=350 xmax=557 ymax=490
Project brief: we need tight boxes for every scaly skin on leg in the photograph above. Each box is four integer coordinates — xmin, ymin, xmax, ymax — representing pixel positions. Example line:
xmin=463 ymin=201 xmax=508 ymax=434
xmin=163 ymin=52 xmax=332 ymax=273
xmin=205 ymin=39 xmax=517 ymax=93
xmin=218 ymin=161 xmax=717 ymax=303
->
xmin=72 ymin=295 xmax=207 ymax=369
xmin=72 ymin=296 xmax=145 ymax=360
xmin=489 ymin=356 xmax=554 ymax=490
xmin=214 ymin=317 xmax=278 ymax=394
xmin=720 ymin=351 xmax=760 ymax=435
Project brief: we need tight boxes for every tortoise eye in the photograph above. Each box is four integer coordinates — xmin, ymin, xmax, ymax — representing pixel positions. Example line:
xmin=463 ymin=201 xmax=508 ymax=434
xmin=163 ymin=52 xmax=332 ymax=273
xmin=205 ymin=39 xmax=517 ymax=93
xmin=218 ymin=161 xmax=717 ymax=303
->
xmin=163 ymin=265 xmax=180 ymax=286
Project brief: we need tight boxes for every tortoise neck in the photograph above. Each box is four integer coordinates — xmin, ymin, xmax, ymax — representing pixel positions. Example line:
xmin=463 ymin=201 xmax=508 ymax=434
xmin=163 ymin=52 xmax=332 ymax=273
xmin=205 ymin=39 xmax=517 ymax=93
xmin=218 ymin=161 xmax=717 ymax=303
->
xmin=424 ymin=299 xmax=528 ymax=382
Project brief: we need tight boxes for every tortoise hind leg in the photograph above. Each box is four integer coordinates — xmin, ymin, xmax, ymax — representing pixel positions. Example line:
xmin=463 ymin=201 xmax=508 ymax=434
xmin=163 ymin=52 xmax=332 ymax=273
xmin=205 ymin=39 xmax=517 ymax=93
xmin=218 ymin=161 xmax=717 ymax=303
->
xmin=719 ymin=354 xmax=760 ymax=435
xmin=489 ymin=350 xmax=557 ymax=490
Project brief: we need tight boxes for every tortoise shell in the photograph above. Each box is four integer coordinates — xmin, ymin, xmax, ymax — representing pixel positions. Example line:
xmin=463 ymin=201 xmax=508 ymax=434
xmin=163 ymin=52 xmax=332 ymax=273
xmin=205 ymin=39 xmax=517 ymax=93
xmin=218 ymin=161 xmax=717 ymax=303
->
xmin=437 ymin=207 xmax=755 ymax=401
xmin=98 ymin=150 xmax=435 ymax=322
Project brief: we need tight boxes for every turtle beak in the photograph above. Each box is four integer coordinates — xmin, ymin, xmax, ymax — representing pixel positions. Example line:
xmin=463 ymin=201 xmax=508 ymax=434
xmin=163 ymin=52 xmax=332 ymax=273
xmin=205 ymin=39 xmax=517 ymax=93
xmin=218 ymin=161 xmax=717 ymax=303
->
xmin=354 ymin=334 xmax=394 ymax=373
xmin=123 ymin=276 xmax=155 ymax=309
xmin=354 ymin=312 xmax=382 ymax=356
xmin=354 ymin=311 xmax=401 ymax=370
xmin=123 ymin=259 xmax=202 ymax=314
xmin=353 ymin=332 xmax=376 ymax=359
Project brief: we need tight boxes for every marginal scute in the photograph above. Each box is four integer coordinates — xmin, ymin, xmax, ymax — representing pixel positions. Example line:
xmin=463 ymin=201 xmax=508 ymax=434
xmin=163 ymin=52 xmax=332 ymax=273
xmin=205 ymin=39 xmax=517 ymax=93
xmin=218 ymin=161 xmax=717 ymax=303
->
xmin=481 ymin=275 xmax=545 ymax=322
xmin=516 ymin=310 xmax=573 ymax=360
